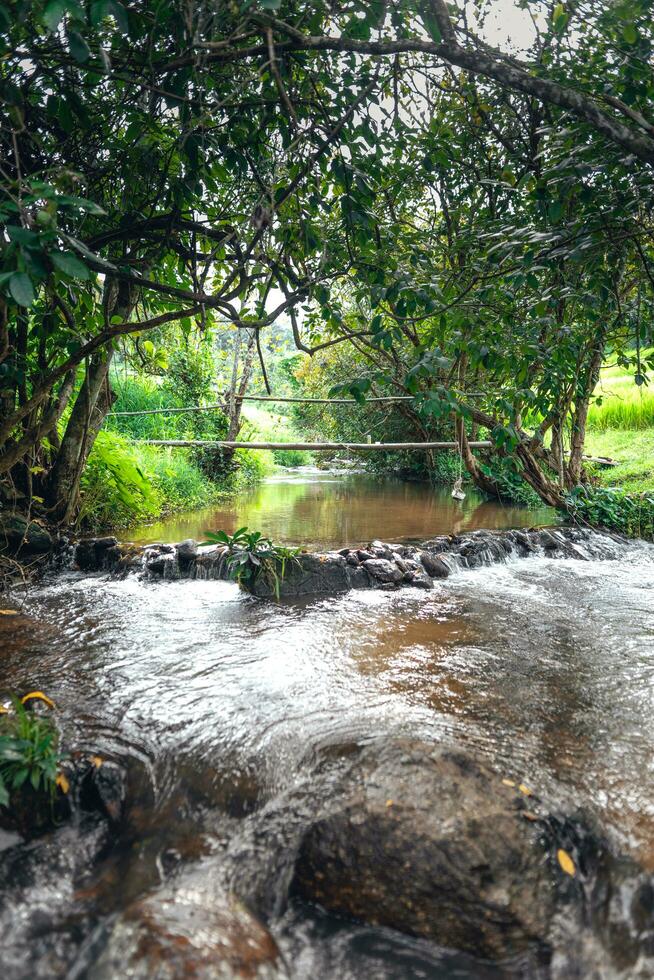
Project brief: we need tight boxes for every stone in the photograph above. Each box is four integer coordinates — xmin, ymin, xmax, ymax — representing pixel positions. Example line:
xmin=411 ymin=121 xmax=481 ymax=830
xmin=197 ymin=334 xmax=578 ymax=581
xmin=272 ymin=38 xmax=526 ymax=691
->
xmin=419 ymin=552 xmax=450 ymax=578
xmin=345 ymin=553 xmax=359 ymax=566
xmin=176 ymin=538 xmax=198 ymax=565
xmin=85 ymin=761 xmax=126 ymax=823
xmin=361 ymin=558 xmax=404 ymax=583
xmin=0 ymin=512 xmax=52 ymax=556
xmin=407 ymin=572 xmax=434 ymax=589
xmin=292 ymin=740 xmax=557 ymax=963
xmin=93 ymin=861 xmax=289 ymax=980
xmin=75 ymin=537 xmax=120 ymax=571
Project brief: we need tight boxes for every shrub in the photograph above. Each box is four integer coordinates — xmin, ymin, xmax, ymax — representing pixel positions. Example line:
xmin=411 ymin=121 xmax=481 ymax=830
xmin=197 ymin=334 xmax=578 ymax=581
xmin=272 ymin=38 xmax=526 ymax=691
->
xmin=79 ymin=431 xmax=161 ymax=529
xmin=232 ymin=448 xmax=273 ymax=486
xmin=0 ymin=698 xmax=63 ymax=807
xmin=202 ymin=527 xmax=300 ymax=597
xmin=273 ymin=447 xmax=311 ymax=467
xmin=106 ymin=375 xmax=185 ymax=441
xmin=134 ymin=445 xmax=221 ymax=513
xmin=566 ymin=485 xmax=654 ymax=540
xmin=478 ymin=456 xmax=543 ymax=507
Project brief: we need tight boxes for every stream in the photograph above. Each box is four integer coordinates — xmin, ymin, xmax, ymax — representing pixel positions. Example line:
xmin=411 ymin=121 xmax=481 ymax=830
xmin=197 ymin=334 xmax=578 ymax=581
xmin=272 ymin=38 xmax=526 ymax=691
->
xmin=2 ymin=471 xmax=654 ymax=978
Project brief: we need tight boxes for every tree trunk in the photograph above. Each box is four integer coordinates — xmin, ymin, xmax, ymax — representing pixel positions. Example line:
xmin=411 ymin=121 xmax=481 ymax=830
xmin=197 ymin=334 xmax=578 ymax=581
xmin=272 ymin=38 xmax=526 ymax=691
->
xmin=567 ymin=335 xmax=605 ymax=486
xmin=45 ymin=349 xmax=114 ymax=523
xmin=45 ymin=277 xmax=137 ymax=524
xmin=455 ymin=416 xmax=503 ymax=497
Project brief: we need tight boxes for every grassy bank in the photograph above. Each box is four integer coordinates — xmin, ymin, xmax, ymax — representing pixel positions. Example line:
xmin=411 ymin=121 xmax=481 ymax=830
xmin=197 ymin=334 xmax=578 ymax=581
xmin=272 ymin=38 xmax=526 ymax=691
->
xmin=79 ymin=385 xmax=311 ymax=532
xmin=586 ymin=352 xmax=654 ymax=494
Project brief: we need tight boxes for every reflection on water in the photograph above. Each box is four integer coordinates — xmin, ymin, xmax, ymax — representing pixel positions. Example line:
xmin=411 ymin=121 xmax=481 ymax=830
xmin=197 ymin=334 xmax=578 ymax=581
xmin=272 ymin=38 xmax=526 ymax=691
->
xmin=128 ymin=469 xmax=556 ymax=547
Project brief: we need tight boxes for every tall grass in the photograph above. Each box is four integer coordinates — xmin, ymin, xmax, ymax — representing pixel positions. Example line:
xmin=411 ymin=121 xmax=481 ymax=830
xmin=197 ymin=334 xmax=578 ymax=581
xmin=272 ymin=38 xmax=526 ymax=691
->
xmin=105 ymin=376 xmax=186 ymax=440
xmin=240 ymin=405 xmax=313 ymax=467
xmin=587 ymin=387 xmax=654 ymax=431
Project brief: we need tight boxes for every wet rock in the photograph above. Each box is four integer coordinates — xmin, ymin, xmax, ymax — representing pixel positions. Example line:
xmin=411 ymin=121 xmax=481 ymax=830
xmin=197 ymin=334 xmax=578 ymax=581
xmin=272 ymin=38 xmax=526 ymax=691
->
xmin=247 ymin=553 xmax=351 ymax=598
xmin=0 ymin=512 xmax=52 ymax=556
xmin=75 ymin=536 xmax=119 ymax=571
xmin=361 ymin=558 xmax=404 ymax=584
xmin=93 ymin=861 xmax=289 ymax=980
xmin=421 ymin=535 xmax=452 ymax=553
xmin=406 ymin=571 xmax=434 ymax=589
xmin=81 ymin=760 xmax=126 ymax=824
xmin=356 ymin=549 xmax=374 ymax=562
xmin=176 ymin=538 xmax=198 ymax=566
xmin=0 ymin=815 xmax=111 ymax=979
xmin=345 ymin=553 xmax=359 ymax=567
xmin=0 ymin=780 xmax=72 ymax=839
xmin=420 ymin=552 xmax=450 ymax=578
xmin=144 ymin=546 xmax=179 ymax=578
xmin=292 ymin=739 xmax=558 ymax=962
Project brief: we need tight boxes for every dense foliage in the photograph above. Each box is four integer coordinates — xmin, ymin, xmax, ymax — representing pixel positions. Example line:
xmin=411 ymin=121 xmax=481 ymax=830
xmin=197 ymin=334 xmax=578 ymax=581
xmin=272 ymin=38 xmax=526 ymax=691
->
xmin=1 ymin=0 xmax=653 ymax=528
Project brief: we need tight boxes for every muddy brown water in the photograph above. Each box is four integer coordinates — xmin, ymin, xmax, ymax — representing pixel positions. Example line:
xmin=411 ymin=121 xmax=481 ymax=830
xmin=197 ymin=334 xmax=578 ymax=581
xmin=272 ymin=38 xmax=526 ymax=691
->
xmin=127 ymin=467 xmax=556 ymax=547
xmin=2 ymin=471 xmax=654 ymax=978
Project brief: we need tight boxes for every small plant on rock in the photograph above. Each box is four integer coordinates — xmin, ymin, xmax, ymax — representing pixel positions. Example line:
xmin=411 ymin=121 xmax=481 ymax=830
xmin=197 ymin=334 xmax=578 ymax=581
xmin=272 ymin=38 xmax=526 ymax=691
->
xmin=0 ymin=694 xmax=64 ymax=808
xmin=202 ymin=527 xmax=300 ymax=598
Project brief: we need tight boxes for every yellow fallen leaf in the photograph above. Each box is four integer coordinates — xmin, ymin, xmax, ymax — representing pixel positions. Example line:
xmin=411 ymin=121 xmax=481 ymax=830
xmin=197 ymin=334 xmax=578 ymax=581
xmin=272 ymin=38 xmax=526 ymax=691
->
xmin=90 ymin=755 xmax=104 ymax=768
xmin=0 ymin=609 xmax=18 ymax=616
xmin=502 ymin=778 xmax=515 ymax=787
xmin=557 ymin=848 xmax=576 ymax=876
xmin=21 ymin=691 xmax=55 ymax=709
xmin=56 ymin=772 xmax=70 ymax=794
xmin=386 ymin=799 xmax=394 ymax=807
xmin=518 ymin=783 xmax=533 ymax=797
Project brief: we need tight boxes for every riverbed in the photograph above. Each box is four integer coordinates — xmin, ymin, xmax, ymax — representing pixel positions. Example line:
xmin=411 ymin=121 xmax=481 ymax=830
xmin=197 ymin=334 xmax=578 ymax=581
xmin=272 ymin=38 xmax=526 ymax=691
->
xmin=2 ymin=472 xmax=654 ymax=978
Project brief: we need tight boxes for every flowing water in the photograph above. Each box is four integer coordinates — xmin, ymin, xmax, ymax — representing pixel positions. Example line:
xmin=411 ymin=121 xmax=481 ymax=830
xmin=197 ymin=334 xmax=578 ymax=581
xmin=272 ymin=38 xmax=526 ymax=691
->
xmin=2 ymin=471 xmax=654 ymax=978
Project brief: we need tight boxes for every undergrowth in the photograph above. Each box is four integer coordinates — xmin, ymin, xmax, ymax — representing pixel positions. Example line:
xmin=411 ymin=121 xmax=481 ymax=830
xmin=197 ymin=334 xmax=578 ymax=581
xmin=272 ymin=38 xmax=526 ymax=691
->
xmin=0 ymin=699 xmax=62 ymax=807
xmin=567 ymin=485 xmax=654 ymax=540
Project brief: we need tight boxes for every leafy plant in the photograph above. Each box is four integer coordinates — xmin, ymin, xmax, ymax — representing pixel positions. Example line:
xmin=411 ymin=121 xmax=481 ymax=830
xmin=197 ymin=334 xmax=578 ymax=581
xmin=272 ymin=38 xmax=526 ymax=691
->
xmin=566 ymin=485 xmax=654 ymax=540
xmin=78 ymin=430 xmax=161 ymax=529
xmin=0 ymin=698 xmax=63 ymax=808
xmin=202 ymin=526 xmax=300 ymax=598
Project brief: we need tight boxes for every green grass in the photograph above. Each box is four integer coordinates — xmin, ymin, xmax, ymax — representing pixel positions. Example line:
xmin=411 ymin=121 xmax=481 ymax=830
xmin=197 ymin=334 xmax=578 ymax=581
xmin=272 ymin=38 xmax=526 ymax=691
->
xmin=241 ymin=405 xmax=313 ymax=468
xmin=584 ymin=429 xmax=654 ymax=493
xmin=584 ymin=349 xmax=654 ymax=495
xmin=588 ymin=350 xmax=654 ymax=431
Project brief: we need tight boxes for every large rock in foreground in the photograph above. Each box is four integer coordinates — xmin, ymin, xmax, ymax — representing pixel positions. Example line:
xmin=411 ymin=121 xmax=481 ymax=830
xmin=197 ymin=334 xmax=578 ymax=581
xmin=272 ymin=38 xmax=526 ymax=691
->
xmin=292 ymin=740 xmax=556 ymax=962
xmin=94 ymin=861 xmax=289 ymax=980
xmin=284 ymin=739 xmax=654 ymax=977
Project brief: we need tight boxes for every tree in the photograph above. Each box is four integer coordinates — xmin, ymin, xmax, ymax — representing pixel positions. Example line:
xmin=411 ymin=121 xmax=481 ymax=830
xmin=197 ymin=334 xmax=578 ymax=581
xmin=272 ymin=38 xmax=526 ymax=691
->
xmin=1 ymin=1 xmax=652 ymax=519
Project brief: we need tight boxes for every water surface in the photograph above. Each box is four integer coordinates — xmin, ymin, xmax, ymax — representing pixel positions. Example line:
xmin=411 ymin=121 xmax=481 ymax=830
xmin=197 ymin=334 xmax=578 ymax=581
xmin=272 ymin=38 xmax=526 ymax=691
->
xmin=129 ymin=468 xmax=555 ymax=547
xmin=3 ymin=472 xmax=653 ymax=978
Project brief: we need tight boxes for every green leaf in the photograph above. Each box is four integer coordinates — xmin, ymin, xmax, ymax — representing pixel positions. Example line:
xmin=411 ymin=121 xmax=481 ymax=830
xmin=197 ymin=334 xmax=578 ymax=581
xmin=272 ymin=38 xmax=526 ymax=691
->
xmin=260 ymin=0 xmax=281 ymax=8
xmin=421 ymin=7 xmax=442 ymax=43
xmin=68 ymin=30 xmax=90 ymax=62
xmin=43 ymin=0 xmax=67 ymax=32
xmin=9 ymin=273 xmax=35 ymax=307
xmin=50 ymin=250 xmax=91 ymax=279
xmin=622 ymin=23 xmax=637 ymax=45
xmin=11 ymin=767 xmax=28 ymax=789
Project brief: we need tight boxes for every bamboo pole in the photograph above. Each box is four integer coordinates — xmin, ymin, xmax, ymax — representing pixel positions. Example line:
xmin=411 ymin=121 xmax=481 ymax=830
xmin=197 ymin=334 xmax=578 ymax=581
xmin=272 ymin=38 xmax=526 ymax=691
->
xmin=138 ymin=439 xmax=494 ymax=450
xmin=107 ymin=394 xmax=417 ymax=416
